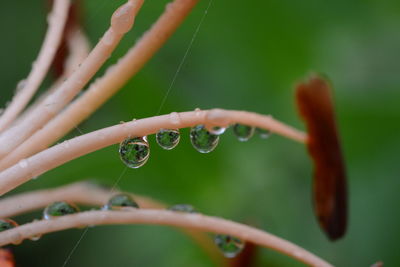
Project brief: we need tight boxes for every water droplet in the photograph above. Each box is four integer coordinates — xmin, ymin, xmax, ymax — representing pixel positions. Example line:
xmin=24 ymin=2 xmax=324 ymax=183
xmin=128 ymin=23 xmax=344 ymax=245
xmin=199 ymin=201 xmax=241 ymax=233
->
xmin=16 ymin=79 xmax=27 ymax=93
xmin=209 ymin=126 xmax=226 ymax=135
xmin=190 ymin=125 xmax=219 ymax=153
xmin=43 ymin=201 xmax=79 ymax=220
xmin=256 ymin=128 xmax=271 ymax=139
xmin=194 ymin=108 xmax=202 ymax=117
xmin=156 ymin=129 xmax=180 ymax=150
xmin=103 ymin=193 xmax=139 ymax=210
xmin=0 ymin=219 xmax=18 ymax=232
xmin=214 ymin=234 xmax=245 ymax=258
xmin=29 ymin=220 xmax=42 ymax=241
xmin=18 ymin=159 xmax=28 ymax=168
xmin=169 ymin=112 xmax=181 ymax=125
xmin=119 ymin=137 xmax=150 ymax=168
xmin=168 ymin=204 xmax=197 ymax=213
xmin=233 ymin=124 xmax=255 ymax=142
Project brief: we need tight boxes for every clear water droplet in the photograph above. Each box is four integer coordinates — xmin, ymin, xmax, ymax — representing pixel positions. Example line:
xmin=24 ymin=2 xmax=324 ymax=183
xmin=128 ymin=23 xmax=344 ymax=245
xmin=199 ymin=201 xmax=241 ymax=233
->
xmin=214 ymin=234 xmax=245 ymax=258
xmin=168 ymin=204 xmax=197 ymax=213
xmin=190 ymin=125 xmax=219 ymax=153
xmin=18 ymin=159 xmax=28 ymax=168
xmin=0 ymin=219 xmax=18 ymax=232
xmin=256 ymin=127 xmax=271 ymax=139
xmin=43 ymin=201 xmax=79 ymax=220
xmin=103 ymin=193 xmax=139 ymax=210
xmin=119 ymin=137 xmax=150 ymax=168
xmin=209 ymin=126 xmax=226 ymax=135
xmin=233 ymin=124 xmax=255 ymax=142
xmin=156 ymin=129 xmax=180 ymax=150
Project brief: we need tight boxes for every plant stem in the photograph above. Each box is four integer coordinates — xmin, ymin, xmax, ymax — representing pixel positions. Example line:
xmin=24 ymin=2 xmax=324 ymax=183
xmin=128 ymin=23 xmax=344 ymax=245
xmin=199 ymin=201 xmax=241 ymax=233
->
xmin=0 ymin=0 xmax=71 ymax=133
xmin=0 ymin=0 xmax=144 ymax=160
xmin=0 ymin=209 xmax=332 ymax=267
xmin=0 ymin=0 xmax=199 ymax=171
xmin=0 ymin=109 xmax=306 ymax=195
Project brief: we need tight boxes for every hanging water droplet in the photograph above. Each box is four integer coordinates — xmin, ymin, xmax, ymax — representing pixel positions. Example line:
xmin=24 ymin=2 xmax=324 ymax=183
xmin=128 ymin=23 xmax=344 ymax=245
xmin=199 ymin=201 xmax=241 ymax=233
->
xmin=28 ymin=219 xmax=42 ymax=241
xmin=103 ymin=193 xmax=139 ymax=210
xmin=190 ymin=125 xmax=219 ymax=153
xmin=209 ymin=126 xmax=226 ymax=135
xmin=0 ymin=219 xmax=18 ymax=232
xmin=119 ymin=137 xmax=150 ymax=168
xmin=43 ymin=201 xmax=79 ymax=220
xmin=156 ymin=129 xmax=180 ymax=150
xmin=214 ymin=234 xmax=245 ymax=258
xmin=168 ymin=204 xmax=198 ymax=213
xmin=233 ymin=124 xmax=255 ymax=142
xmin=256 ymin=127 xmax=271 ymax=139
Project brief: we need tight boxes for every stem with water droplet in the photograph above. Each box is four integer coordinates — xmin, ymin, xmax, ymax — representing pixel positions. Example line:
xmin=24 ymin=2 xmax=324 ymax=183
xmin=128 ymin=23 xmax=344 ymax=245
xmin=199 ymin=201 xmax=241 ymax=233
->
xmin=0 ymin=0 xmax=144 ymax=161
xmin=0 ymin=0 xmax=200 ymax=172
xmin=0 ymin=209 xmax=332 ymax=267
xmin=0 ymin=109 xmax=306 ymax=195
xmin=0 ymin=0 xmax=71 ymax=133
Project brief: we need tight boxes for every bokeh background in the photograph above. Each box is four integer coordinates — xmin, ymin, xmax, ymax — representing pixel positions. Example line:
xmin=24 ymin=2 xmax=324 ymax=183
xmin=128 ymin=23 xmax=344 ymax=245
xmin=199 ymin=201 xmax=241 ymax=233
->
xmin=1 ymin=0 xmax=400 ymax=266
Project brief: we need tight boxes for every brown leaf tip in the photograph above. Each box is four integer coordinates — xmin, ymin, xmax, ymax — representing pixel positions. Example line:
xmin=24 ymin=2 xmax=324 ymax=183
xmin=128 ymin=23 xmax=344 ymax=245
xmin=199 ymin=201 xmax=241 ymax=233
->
xmin=296 ymin=75 xmax=348 ymax=241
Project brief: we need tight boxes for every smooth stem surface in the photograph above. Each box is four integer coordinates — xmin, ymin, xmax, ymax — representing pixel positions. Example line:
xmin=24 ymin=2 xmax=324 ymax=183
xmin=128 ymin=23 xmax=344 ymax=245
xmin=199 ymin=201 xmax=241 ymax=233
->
xmin=0 ymin=109 xmax=306 ymax=195
xmin=0 ymin=0 xmax=143 ymax=160
xmin=0 ymin=210 xmax=333 ymax=267
xmin=0 ymin=0 xmax=70 ymax=132
xmin=0 ymin=182 xmax=225 ymax=266
xmin=0 ymin=0 xmax=199 ymax=171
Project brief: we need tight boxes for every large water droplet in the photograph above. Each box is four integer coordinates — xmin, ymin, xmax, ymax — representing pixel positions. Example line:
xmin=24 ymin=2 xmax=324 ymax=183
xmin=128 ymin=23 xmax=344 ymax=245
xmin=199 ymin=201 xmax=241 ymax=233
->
xmin=0 ymin=219 xmax=18 ymax=232
xmin=168 ymin=204 xmax=197 ymax=213
xmin=43 ymin=201 xmax=79 ymax=220
xmin=156 ymin=129 xmax=180 ymax=150
xmin=119 ymin=137 xmax=150 ymax=168
xmin=190 ymin=125 xmax=219 ymax=153
xmin=256 ymin=127 xmax=271 ymax=139
xmin=214 ymin=234 xmax=245 ymax=258
xmin=233 ymin=124 xmax=255 ymax=142
xmin=104 ymin=193 xmax=139 ymax=210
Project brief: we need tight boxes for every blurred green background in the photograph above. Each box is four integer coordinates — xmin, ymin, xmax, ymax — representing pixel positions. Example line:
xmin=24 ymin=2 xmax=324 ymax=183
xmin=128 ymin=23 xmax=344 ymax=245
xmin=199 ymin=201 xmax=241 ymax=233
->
xmin=1 ymin=0 xmax=400 ymax=266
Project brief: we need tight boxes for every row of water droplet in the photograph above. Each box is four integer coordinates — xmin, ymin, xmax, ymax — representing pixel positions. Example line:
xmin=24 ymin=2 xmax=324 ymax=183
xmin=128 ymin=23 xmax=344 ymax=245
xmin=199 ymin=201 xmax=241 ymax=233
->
xmin=119 ymin=123 xmax=271 ymax=169
xmin=0 ymin=195 xmax=244 ymax=258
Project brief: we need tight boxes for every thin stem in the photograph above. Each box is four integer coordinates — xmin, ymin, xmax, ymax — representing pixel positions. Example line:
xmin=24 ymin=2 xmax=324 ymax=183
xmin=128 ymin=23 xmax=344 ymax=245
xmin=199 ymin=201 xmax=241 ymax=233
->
xmin=0 ymin=182 xmax=225 ymax=266
xmin=0 ymin=210 xmax=332 ymax=267
xmin=0 ymin=0 xmax=71 ymax=132
xmin=0 ymin=0 xmax=144 ymax=160
xmin=0 ymin=0 xmax=199 ymax=171
xmin=13 ymin=28 xmax=91 ymax=127
xmin=0 ymin=181 xmax=163 ymax=218
xmin=0 ymin=109 xmax=306 ymax=195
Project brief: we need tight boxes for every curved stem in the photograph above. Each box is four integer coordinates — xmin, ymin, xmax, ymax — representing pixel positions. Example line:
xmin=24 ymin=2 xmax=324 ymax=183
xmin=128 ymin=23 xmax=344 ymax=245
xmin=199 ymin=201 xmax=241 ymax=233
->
xmin=0 ymin=0 xmax=144 ymax=160
xmin=0 ymin=0 xmax=199 ymax=171
xmin=0 ymin=210 xmax=332 ymax=267
xmin=0 ymin=181 xmax=162 ymax=218
xmin=0 ymin=181 xmax=225 ymax=266
xmin=0 ymin=0 xmax=71 ymax=132
xmin=0 ymin=109 xmax=306 ymax=195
